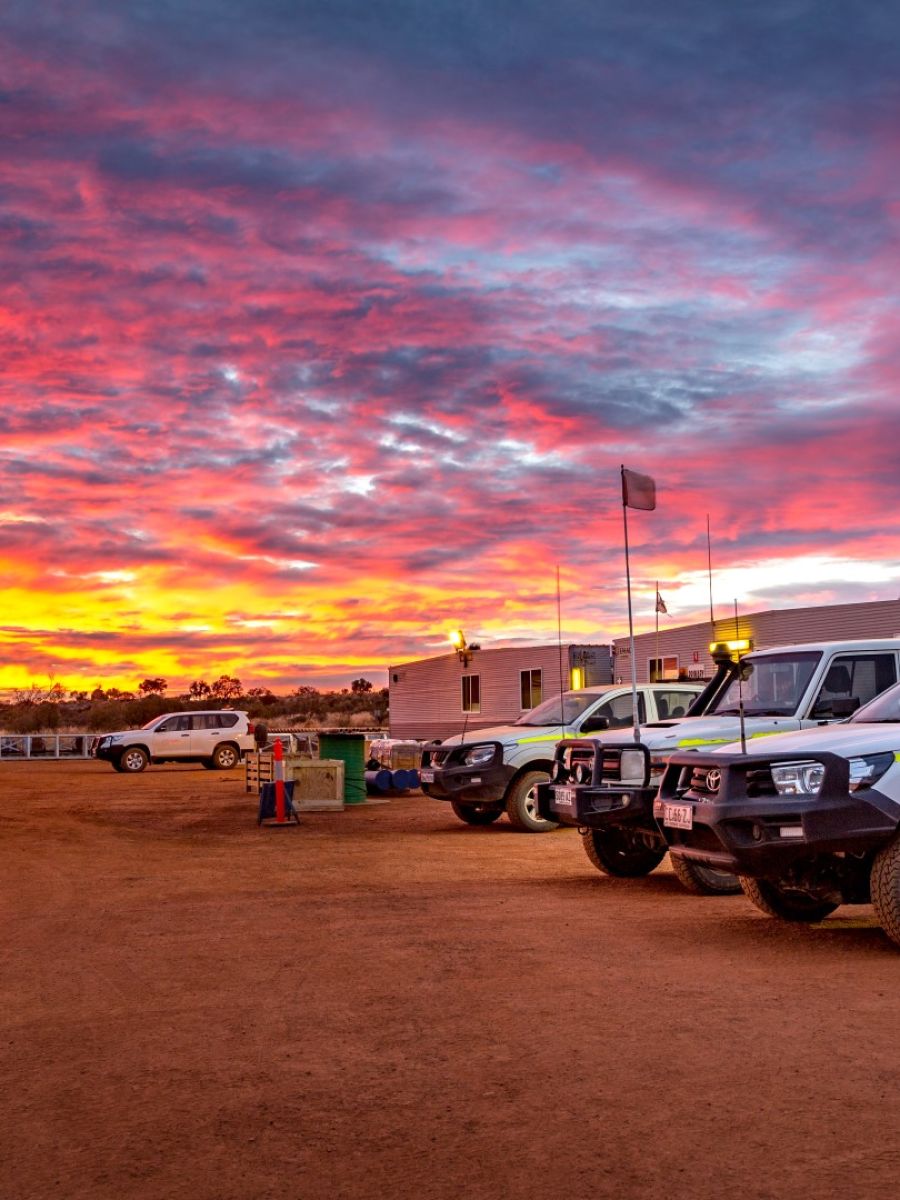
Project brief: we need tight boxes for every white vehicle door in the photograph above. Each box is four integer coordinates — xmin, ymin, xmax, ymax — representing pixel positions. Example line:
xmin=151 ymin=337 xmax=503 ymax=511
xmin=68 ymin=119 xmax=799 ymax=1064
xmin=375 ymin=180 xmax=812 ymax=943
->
xmin=192 ymin=713 xmax=229 ymax=753
xmin=578 ymin=691 xmax=645 ymax=732
xmin=151 ymin=714 xmax=192 ymax=755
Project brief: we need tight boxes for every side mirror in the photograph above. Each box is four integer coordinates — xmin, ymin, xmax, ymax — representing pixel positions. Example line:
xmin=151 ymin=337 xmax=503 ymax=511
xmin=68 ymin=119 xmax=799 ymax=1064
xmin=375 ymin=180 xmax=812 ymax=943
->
xmin=580 ymin=715 xmax=610 ymax=733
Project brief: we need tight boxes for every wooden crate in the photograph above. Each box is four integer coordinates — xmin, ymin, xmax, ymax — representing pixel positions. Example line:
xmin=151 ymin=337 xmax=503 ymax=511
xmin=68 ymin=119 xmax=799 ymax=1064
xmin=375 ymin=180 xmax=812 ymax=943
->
xmin=388 ymin=742 xmax=425 ymax=770
xmin=290 ymin=759 xmax=345 ymax=811
xmin=245 ymin=752 xmax=344 ymax=811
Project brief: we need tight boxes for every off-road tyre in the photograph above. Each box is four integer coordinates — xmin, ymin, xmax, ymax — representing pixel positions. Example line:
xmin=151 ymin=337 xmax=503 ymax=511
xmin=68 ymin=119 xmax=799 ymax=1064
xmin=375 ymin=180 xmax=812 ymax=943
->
xmin=450 ymin=800 xmax=502 ymax=826
xmin=669 ymin=854 xmax=742 ymax=896
xmin=120 ymin=746 xmax=149 ymax=773
xmin=200 ymin=759 xmax=217 ymax=770
xmin=111 ymin=758 xmax=126 ymax=773
xmin=740 ymin=876 xmax=838 ymax=922
xmin=211 ymin=743 xmax=240 ymax=770
xmin=583 ymin=828 xmax=666 ymax=877
xmin=505 ymin=770 xmax=558 ymax=832
xmin=870 ymin=834 xmax=900 ymax=948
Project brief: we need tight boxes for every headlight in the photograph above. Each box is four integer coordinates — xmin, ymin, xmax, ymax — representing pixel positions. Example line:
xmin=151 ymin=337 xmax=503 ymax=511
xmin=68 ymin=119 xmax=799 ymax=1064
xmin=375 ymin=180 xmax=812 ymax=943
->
xmin=848 ymin=752 xmax=894 ymax=791
xmin=771 ymin=761 xmax=825 ymax=796
xmin=619 ymin=750 xmax=647 ymax=785
xmin=463 ymin=744 xmax=495 ymax=767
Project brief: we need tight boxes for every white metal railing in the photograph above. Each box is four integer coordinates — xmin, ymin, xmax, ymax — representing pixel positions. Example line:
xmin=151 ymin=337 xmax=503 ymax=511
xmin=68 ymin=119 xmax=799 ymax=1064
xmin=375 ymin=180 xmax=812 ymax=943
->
xmin=0 ymin=734 xmax=94 ymax=759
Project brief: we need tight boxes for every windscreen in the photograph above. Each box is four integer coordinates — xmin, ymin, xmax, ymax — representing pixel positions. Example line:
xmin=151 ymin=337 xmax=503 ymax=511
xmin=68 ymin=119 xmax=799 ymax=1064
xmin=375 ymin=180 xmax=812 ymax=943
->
xmin=709 ymin=651 xmax=821 ymax=717
xmin=514 ymin=691 xmax=601 ymax=726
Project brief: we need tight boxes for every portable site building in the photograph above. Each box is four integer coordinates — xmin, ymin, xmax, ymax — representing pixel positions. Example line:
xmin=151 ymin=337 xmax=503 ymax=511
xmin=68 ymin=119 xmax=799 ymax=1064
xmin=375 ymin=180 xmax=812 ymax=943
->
xmin=388 ymin=643 xmax=612 ymax=741
xmin=613 ymin=598 xmax=900 ymax=685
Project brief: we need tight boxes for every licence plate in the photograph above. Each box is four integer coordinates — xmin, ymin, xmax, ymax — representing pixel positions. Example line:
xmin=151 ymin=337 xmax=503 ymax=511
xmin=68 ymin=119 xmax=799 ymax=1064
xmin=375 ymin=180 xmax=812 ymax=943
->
xmin=663 ymin=802 xmax=693 ymax=830
xmin=420 ymin=769 xmax=434 ymax=783
xmin=553 ymin=786 xmax=577 ymax=809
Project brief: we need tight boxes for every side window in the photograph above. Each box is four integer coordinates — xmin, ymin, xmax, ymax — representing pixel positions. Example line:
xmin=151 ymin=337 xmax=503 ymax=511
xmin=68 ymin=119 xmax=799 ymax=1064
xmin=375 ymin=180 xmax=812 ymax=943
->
xmin=810 ymin=654 xmax=898 ymax=718
xmin=520 ymin=669 xmax=542 ymax=710
xmin=193 ymin=714 xmax=217 ymax=729
xmin=156 ymin=715 xmax=191 ymax=732
xmin=655 ymin=690 xmax=695 ymax=720
xmin=592 ymin=693 xmax=645 ymax=729
xmin=217 ymin=713 xmax=239 ymax=728
xmin=462 ymin=675 xmax=481 ymax=714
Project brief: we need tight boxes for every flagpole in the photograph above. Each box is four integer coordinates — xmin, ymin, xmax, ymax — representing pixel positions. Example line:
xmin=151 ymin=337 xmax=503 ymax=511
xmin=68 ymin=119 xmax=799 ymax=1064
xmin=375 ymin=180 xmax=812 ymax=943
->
xmin=621 ymin=467 xmax=641 ymax=742
xmin=707 ymin=513 xmax=715 ymax=643
xmin=556 ymin=564 xmax=565 ymax=729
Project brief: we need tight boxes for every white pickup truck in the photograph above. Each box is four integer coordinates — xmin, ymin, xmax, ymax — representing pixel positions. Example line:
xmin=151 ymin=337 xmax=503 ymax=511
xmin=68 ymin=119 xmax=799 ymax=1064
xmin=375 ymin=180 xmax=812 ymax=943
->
xmin=656 ymin=677 xmax=900 ymax=945
xmin=537 ymin=638 xmax=900 ymax=892
xmin=420 ymin=682 xmax=703 ymax=831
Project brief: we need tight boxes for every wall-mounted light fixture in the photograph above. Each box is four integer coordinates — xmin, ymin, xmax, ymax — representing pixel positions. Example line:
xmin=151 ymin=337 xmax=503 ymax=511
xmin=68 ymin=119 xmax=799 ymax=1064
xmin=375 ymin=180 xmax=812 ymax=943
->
xmin=449 ymin=629 xmax=480 ymax=667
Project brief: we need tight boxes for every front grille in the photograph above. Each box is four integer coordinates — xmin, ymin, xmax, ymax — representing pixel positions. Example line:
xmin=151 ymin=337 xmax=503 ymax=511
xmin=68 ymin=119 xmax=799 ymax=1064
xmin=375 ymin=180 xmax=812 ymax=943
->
xmin=429 ymin=749 xmax=451 ymax=767
xmin=600 ymin=749 xmax=622 ymax=781
xmin=688 ymin=765 xmax=721 ymax=797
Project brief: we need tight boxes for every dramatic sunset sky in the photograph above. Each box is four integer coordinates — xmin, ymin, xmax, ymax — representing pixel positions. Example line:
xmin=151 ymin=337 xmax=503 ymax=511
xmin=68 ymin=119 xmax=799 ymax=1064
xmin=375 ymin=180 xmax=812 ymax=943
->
xmin=3 ymin=1 xmax=900 ymax=692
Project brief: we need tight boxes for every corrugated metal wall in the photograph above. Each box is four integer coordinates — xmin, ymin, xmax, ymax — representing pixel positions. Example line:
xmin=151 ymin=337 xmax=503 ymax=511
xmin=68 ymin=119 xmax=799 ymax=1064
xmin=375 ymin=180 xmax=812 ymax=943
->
xmin=389 ymin=643 xmax=612 ymax=740
xmin=613 ymin=599 xmax=900 ymax=683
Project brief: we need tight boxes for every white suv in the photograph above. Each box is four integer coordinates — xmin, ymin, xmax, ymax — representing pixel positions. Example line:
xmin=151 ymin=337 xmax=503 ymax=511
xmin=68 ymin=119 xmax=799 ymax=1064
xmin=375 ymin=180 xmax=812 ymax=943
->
xmin=92 ymin=710 xmax=256 ymax=773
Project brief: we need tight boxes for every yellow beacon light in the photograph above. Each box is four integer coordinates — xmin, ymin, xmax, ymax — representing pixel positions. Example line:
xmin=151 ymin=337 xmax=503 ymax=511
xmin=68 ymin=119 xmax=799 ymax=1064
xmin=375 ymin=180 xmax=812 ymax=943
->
xmin=449 ymin=629 xmax=467 ymax=650
xmin=708 ymin=638 xmax=752 ymax=659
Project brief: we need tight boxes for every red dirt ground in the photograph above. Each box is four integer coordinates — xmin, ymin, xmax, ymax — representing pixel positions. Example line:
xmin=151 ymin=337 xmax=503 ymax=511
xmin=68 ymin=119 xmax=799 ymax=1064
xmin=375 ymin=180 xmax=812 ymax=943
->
xmin=3 ymin=761 xmax=899 ymax=1200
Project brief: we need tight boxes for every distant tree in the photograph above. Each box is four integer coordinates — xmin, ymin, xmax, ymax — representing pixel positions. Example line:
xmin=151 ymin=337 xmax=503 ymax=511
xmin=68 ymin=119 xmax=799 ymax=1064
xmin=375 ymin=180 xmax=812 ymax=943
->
xmin=292 ymin=685 xmax=319 ymax=699
xmin=211 ymin=674 xmax=243 ymax=701
xmin=90 ymin=687 xmax=107 ymax=702
xmin=350 ymin=678 xmax=374 ymax=694
xmin=189 ymin=679 xmax=211 ymax=700
xmin=46 ymin=682 xmax=66 ymax=703
xmin=138 ymin=677 xmax=168 ymax=697
xmin=371 ymin=687 xmax=389 ymax=725
xmin=69 ymin=690 xmax=89 ymax=703
xmin=246 ymin=686 xmax=278 ymax=705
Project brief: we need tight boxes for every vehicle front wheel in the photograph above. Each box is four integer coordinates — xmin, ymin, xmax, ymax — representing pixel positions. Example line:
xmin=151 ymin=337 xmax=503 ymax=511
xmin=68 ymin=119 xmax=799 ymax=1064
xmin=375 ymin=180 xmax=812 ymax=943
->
xmin=211 ymin=743 xmax=240 ymax=770
xmin=119 ymin=747 xmax=149 ymax=773
xmin=505 ymin=770 xmax=558 ymax=832
xmin=200 ymin=759 xmax=217 ymax=770
xmin=111 ymin=758 xmax=126 ymax=773
xmin=583 ymin=828 xmax=666 ymax=877
xmin=870 ymin=834 xmax=900 ymax=948
xmin=669 ymin=854 xmax=742 ymax=895
xmin=741 ymin=876 xmax=838 ymax=922
xmin=450 ymin=800 xmax=502 ymax=826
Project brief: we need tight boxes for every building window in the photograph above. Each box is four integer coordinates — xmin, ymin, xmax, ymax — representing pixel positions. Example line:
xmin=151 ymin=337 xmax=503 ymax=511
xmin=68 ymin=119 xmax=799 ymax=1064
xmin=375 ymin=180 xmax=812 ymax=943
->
xmin=461 ymin=674 xmax=481 ymax=713
xmin=649 ymin=655 xmax=679 ymax=682
xmin=520 ymin=668 xmax=542 ymax=710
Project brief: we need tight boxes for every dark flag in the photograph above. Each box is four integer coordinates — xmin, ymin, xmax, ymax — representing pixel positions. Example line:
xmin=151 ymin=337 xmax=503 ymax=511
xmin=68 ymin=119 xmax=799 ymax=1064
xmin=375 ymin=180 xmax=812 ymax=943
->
xmin=655 ymin=591 xmax=667 ymax=614
xmin=621 ymin=467 xmax=656 ymax=511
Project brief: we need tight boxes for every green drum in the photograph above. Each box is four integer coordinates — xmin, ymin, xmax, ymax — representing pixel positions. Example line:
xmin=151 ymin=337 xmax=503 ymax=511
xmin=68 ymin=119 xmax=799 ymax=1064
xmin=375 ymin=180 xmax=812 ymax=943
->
xmin=318 ymin=732 xmax=368 ymax=805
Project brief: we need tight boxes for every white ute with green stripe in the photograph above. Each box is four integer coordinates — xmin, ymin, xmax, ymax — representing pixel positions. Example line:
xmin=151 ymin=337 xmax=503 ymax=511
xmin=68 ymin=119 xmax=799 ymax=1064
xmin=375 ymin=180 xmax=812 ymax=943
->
xmin=535 ymin=638 xmax=900 ymax=890
xmin=420 ymin=682 xmax=703 ymax=831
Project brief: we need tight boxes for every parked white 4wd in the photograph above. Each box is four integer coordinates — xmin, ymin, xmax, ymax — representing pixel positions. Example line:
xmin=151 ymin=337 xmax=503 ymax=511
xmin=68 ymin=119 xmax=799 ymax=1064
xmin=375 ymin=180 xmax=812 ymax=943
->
xmin=421 ymin=682 xmax=703 ymax=831
xmin=92 ymin=710 xmax=256 ymax=773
